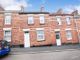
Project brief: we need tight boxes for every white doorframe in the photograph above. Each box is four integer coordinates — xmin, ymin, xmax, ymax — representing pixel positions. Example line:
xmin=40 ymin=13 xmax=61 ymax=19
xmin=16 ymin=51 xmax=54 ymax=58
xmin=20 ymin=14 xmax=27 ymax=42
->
xmin=55 ymin=31 xmax=61 ymax=46
xmin=24 ymin=31 xmax=30 ymax=48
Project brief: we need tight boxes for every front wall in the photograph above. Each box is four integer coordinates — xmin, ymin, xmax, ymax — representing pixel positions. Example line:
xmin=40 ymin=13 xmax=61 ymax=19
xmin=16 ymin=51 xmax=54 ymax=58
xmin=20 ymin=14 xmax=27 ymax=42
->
xmin=11 ymin=13 xmax=53 ymax=46
xmin=0 ymin=12 xmax=79 ymax=47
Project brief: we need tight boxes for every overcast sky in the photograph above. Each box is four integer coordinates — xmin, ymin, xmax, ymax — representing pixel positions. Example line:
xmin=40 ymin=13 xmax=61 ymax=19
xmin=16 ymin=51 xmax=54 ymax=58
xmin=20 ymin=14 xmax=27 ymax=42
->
xmin=0 ymin=0 xmax=80 ymax=13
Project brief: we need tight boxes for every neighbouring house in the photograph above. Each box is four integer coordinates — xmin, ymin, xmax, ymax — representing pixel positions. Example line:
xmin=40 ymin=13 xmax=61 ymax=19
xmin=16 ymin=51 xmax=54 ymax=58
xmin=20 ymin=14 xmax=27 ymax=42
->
xmin=0 ymin=6 xmax=80 ymax=48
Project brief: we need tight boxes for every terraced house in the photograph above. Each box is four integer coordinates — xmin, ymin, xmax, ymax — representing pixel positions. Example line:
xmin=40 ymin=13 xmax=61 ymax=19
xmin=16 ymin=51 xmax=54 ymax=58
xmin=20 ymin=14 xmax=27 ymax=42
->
xmin=0 ymin=6 xmax=80 ymax=48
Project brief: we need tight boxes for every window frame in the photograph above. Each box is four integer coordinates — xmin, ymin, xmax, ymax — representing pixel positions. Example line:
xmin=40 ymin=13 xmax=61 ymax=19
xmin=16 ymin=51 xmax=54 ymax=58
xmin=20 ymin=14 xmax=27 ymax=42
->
xmin=56 ymin=16 xmax=62 ymax=25
xmin=36 ymin=29 xmax=45 ymax=41
xmin=4 ymin=30 xmax=11 ymax=42
xmin=28 ymin=16 xmax=34 ymax=24
xmin=66 ymin=17 xmax=71 ymax=25
xmin=39 ymin=15 xmax=45 ymax=24
xmin=4 ymin=13 xmax=12 ymax=25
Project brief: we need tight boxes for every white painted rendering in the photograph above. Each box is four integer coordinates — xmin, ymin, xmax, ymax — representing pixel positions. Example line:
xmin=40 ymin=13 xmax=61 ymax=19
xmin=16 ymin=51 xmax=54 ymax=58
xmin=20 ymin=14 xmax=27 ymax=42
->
xmin=27 ymin=14 xmax=34 ymax=16
xmin=36 ymin=28 xmax=44 ymax=30
xmin=23 ymin=29 xmax=30 ymax=31
xmin=65 ymin=28 xmax=72 ymax=30
xmin=54 ymin=29 xmax=60 ymax=31
xmin=3 ymin=28 xmax=11 ymax=30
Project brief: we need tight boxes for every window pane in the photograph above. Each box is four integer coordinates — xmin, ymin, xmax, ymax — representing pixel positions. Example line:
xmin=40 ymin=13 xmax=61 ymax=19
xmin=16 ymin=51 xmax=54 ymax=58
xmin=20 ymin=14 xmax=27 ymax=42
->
xmin=56 ymin=17 xmax=61 ymax=25
xmin=37 ymin=30 xmax=44 ymax=34
xmin=37 ymin=30 xmax=45 ymax=40
xmin=4 ymin=30 xmax=11 ymax=42
xmin=40 ymin=16 xmax=45 ymax=24
xmin=38 ymin=35 xmax=44 ymax=39
xmin=55 ymin=32 xmax=60 ymax=39
xmin=5 ymin=16 xmax=11 ymax=24
xmin=28 ymin=16 xmax=34 ymax=24
xmin=66 ymin=17 xmax=71 ymax=25
xmin=56 ymin=35 xmax=60 ymax=39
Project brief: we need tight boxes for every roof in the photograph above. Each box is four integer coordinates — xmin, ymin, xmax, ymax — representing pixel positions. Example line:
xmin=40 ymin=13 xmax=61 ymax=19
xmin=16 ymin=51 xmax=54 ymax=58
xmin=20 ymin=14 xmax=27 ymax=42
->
xmin=19 ymin=12 xmax=49 ymax=14
xmin=0 ymin=6 xmax=4 ymax=11
xmin=50 ymin=13 xmax=74 ymax=16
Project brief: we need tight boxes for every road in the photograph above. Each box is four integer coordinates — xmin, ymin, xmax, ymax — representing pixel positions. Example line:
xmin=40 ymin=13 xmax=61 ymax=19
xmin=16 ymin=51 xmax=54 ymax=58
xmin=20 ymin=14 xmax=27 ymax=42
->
xmin=1 ymin=46 xmax=80 ymax=60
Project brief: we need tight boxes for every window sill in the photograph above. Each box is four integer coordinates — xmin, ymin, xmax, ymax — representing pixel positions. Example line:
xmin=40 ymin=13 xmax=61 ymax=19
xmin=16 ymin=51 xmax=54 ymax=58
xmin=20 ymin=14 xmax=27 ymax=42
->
xmin=57 ymin=24 xmax=62 ymax=26
xmin=37 ymin=39 xmax=45 ymax=42
xmin=4 ymin=24 xmax=11 ymax=25
xmin=66 ymin=24 xmax=71 ymax=26
xmin=67 ymin=38 xmax=72 ymax=40
xmin=28 ymin=24 xmax=34 ymax=25
xmin=40 ymin=23 xmax=45 ymax=25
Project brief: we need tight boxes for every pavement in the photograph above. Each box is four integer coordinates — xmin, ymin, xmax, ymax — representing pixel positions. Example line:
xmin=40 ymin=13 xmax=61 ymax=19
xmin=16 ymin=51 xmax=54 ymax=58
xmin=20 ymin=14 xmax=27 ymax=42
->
xmin=11 ymin=44 xmax=80 ymax=54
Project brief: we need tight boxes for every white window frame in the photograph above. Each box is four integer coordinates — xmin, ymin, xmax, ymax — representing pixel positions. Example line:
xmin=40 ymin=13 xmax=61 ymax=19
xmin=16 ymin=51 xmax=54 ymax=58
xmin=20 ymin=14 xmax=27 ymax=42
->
xmin=28 ymin=16 xmax=34 ymax=24
xmin=56 ymin=16 xmax=62 ymax=25
xmin=66 ymin=17 xmax=71 ymax=25
xmin=66 ymin=30 xmax=72 ymax=40
xmin=36 ymin=28 xmax=45 ymax=41
xmin=4 ymin=30 xmax=11 ymax=42
xmin=4 ymin=13 xmax=11 ymax=25
xmin=40 ymin=15 xmax=45 ymax=24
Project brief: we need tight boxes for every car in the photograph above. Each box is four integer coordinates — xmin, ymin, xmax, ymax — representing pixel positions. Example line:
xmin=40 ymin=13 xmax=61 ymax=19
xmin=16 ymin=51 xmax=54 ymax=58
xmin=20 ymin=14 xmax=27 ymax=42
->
xmin=0 ymin=40 xmax=11 ymax=56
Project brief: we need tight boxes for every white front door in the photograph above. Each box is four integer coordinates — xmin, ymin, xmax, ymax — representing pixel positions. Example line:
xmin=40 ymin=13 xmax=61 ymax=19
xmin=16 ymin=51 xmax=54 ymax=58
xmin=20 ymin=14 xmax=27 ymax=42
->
xmin=55 ymin=31 xmax=61 ymax=46
xmin=24 ymin=31 xmax=30 ymax=48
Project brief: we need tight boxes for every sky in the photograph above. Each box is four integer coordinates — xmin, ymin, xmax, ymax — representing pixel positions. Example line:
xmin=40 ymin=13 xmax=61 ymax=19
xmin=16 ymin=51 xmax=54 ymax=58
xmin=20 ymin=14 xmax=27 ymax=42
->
xmin=0 ymin=0 xmax=80 ymax=13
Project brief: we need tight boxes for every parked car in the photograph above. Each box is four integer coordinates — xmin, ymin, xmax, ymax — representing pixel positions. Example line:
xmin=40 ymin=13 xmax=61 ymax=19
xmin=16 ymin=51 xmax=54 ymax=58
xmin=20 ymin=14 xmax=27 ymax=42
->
xmin=0 ymin=40 xmax=11 ymax=56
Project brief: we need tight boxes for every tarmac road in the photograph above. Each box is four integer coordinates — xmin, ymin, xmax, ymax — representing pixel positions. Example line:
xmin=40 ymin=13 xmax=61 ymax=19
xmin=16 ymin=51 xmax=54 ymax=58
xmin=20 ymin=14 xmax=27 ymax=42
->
xmin=1 ymin=45 xmax=80 ymax=60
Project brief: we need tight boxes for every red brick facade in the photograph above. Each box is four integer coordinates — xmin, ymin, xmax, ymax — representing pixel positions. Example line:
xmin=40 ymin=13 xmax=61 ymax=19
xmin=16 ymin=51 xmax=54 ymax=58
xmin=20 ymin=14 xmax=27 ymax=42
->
xmin=0 ymin=10 xmax=80 ymax=47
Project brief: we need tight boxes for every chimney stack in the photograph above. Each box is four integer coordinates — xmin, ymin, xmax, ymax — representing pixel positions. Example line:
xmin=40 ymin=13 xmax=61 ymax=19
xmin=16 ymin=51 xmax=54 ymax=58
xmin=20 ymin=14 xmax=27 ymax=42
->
xmin=72 ymin=10 xmax=78 ymax=15
xmin=0 ymin=5 xmax=4 ymax=11
xmin=21 ymin=5 xmax=24 ymax=12
xmin=40 ymin=4 xmax=44 ymax=12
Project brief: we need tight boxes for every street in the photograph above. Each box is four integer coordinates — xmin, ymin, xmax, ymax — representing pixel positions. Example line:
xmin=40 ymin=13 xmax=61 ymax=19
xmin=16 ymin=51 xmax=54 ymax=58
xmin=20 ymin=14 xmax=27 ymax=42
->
xmin=1 ymin=49 xmax=80 ymax=60
xmin=1 ymin=45 xmax=80 ymax=60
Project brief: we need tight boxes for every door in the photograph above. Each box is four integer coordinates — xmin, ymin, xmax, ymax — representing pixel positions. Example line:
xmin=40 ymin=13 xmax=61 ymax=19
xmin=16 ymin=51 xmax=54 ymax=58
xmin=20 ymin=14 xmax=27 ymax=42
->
xmin=24 ymin=31 xmax=30 ymax=48
xmin=55 ymin=31 xmax=61 ymax=46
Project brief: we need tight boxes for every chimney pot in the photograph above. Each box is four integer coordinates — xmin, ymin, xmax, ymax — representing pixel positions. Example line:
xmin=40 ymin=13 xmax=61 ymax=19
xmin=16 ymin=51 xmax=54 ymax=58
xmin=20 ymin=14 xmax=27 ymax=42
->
xmin=40 ymin=5 xmax=44 ymax=12
xmin=21 ymin=5 xmax=24 ymax=12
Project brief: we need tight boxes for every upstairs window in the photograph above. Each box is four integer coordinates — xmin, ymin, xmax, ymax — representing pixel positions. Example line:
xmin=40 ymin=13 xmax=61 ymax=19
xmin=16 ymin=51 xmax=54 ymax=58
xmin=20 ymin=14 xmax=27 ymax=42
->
xmin=4 ymin=13 xmax=11 ymax=25
xmin=74 ymin=15 xmax=80 ymax=19
xmin=40 ymin=15 xmax=45 ymax=24
xmin=66 ymin=17 xmax=71 ymax=25
xmin=28 ymin=16 xmax=34 ymax=24
xmin=56 ymin=17 xmax=62 ymax=25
